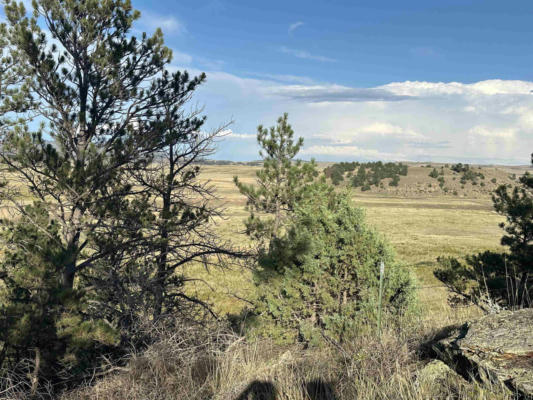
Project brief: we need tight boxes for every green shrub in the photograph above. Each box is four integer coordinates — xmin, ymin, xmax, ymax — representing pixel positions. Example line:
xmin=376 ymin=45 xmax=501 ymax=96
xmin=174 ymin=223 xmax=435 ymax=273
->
xmin=436 ymin=154 xmax=533 ymax=310
xmin=331 ymin=169 xmax=344 ymax=186
xmin=389 ymin=175 xmax=400 ymax=187
xmin=435 ymin=252 xmax=525 ymax=311
xmin=248 ymin=184 xmax=416 ymax=344
xmin=451 ymin=163 xmax=469 ymax=173
xmin=344 ymin=162 xmax=407 ymax=188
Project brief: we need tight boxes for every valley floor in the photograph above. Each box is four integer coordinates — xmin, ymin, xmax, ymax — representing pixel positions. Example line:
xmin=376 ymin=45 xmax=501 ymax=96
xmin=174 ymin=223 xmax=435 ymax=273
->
xmin=186 ymin=164 xmax=505 ymax=326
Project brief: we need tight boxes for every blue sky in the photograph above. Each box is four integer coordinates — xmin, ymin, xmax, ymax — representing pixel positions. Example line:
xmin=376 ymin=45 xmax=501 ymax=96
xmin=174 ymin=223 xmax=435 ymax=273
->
xmin=135 ymin=0 xmax=533 ymax=86
xmin=7 ymin=0 xmax=533 ymax=164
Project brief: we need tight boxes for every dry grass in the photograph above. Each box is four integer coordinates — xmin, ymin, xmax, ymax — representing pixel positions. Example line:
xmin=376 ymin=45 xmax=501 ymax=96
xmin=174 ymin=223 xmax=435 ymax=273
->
xmin=184 ymin=164 xmax=505 ymax=325
xmin=62 ymin=321 xmax=513 ymax=400
xmin=5 ymin=163 xmax=521 ymax=399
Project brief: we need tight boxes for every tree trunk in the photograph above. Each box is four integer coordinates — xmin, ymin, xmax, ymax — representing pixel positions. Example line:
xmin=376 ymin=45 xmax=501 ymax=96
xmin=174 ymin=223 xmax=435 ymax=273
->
xmin=30 ymin=347 xmax=41 ymax=398
xmin=62 ymin=265 xmax=76 ymax=290
xmin=519 ymin=272 xmax=529 ymax=308
xmin=154 ymin=206 xmax=169 ymax=320
xmin=62 ymin=228 xmax=81 ymax=290
xmin=154 ymin=147 xmax=173 ymax=320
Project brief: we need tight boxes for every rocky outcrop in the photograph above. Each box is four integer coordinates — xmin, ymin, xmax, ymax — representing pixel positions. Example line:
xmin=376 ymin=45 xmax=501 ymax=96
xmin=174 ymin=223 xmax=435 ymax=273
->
xmin=416 ymin=360 xmax=472 ymax=397
xmin=436 ymin=308 xmax=533 ymax=398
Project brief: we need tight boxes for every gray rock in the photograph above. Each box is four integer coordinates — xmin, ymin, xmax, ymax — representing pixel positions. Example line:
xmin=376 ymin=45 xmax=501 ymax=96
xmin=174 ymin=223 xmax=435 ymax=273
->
xmin=417 ymin=360 xmax=462 ymax=383
xmin=436 ymin=308 xmax=533 ymax=398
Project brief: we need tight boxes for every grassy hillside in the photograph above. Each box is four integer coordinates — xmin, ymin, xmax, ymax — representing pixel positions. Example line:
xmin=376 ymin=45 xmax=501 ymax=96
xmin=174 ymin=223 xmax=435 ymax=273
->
xmin=326 ymin=161 xmax=525 ymax=197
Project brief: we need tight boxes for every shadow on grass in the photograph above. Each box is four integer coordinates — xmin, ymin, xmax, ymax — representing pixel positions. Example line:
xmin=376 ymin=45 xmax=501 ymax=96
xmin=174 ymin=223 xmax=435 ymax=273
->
xmin=414 ymin=261 xmax=436 ymax=268
xmin=235 ymin=379 xmax=338 ymax=400
xmin=305 ymin=379 xmax=338 ymax=400
xmin=235 ymin=380 xmax=276 ymax=400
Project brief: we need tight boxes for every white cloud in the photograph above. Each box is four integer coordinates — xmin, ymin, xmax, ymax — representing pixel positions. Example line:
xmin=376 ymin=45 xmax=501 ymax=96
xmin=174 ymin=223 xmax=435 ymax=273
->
xmin=174 ymin=64 xmax=533 ymax=164
xmin=313 ymin=122 xmax=425 ymax=145
xmin=141 ymin=12 xmax=186 ymax=35
xmin=288 ymin=22 xmax=304 ymax=34
xmin=358 ymin=122 xmax=423 ymax=138
xmin=271 ymin=84 xmax=413 ymax=102
xmin=279 ymin=46 xmax=337 ymax=63
xmin=247 ymin=73 xmax=316 ymax=85
xmin=518 ymin=112 xmax=533 ymax=131
xmin=380 ymin=79 xmax=533 ymax=97
xmin=468 ymin=126 xmax=516 ymax=139
xmin=221 ymin=129 xmax=256 ymax=140
xmin=301 ymin=145 xmax=405 ymax=161
xmin=171 ymin=50 xmax=193 ymax=65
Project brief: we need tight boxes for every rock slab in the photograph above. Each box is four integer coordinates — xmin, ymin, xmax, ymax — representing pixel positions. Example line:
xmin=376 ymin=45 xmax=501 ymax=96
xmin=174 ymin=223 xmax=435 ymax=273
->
xmin=437 ymin=308 xmax=533 ymax=398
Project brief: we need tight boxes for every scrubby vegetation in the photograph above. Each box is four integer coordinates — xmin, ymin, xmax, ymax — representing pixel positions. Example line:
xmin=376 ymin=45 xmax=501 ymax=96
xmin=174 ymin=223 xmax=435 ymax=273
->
xmin=429 ymin=168 xmax=439 ymax=178
xmin=324 ymin=161 xmax=408 ymax=189
xmin=435 ymin=154 xmax=533 ymax=311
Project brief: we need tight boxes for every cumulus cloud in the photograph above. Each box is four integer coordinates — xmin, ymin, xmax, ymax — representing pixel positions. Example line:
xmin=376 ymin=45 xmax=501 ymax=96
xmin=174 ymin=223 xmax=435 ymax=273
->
xmin=358 ymin=122 xmax=423 ymax=138
xmin=173 ymin=64 xmax=533 ymax=164
xmin=279 ymin=46 xmax=337 ymax=63
xmin=271 ymin=85 xmax=414 ymax=102
xmin=380 ymin=79 xmax=533 ymax=97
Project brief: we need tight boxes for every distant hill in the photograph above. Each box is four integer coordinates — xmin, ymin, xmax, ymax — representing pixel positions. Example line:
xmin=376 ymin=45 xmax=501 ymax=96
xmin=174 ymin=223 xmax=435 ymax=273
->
xmin=321 ymin=161 xmax=530 ymax=199
xmin=198 ymin=160 xmax=530 ymax=199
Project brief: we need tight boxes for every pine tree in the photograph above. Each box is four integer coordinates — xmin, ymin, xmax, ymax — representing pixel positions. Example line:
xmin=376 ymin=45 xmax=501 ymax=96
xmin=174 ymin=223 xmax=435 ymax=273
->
xmin=491 ymin=153 xmax=533 ymax=304
xmin=234 ymin=113 xmax=318 ymax=246
xmin=0 ymin=204 xmax=118 ymax=394
xmin=330 ymin=168 xmax=344 ymax=186
xmin=0 ymin=0 xmax=210 ymax=389
xmin=84 ymin=71 xmax=239 ymax=336
xmin=250 ymin=183 xmax=415 ymax=344
xmin=351 ymin=165 xmax=367 ymax=187
xmin=0 ymin=20 xmax=30 ymax=126
xmin=435 ymin=153 xmax=533 ymax=310
xmin=1 ymin=0 xmax=176 ymax=289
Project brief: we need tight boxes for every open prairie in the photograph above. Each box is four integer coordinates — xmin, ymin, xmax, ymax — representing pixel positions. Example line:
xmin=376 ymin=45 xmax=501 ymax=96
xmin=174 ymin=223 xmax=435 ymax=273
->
xmin=185 ymin=163 xmax=513 ymax=323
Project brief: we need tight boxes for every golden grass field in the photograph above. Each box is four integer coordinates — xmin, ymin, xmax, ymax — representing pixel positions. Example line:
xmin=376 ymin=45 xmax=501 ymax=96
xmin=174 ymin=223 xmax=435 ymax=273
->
xmin=184 ymin=163 xmax=514 ymax=325
xmin=1 ymin=161 xmax=515 ymax=324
